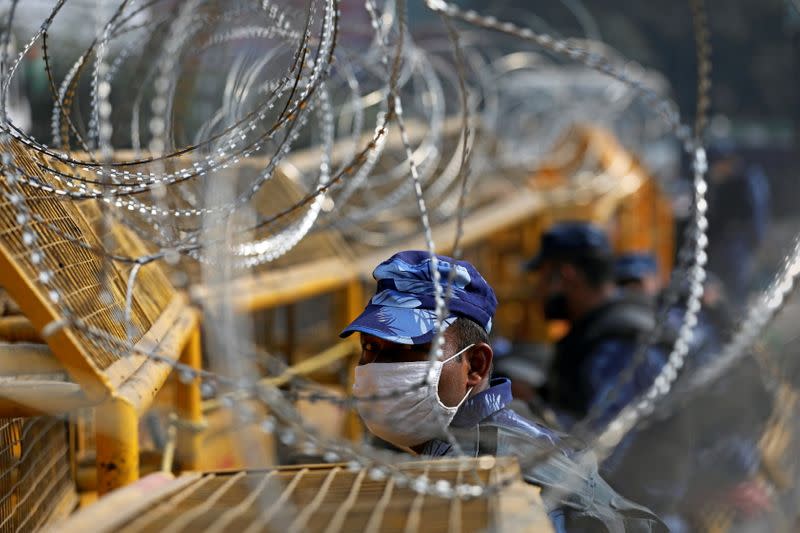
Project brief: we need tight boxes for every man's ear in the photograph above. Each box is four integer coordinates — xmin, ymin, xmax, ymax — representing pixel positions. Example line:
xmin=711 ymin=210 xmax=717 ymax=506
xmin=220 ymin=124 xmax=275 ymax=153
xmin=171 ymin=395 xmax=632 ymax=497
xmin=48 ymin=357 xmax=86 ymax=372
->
xmin=466 ymin=343 xmax=493 ymax=387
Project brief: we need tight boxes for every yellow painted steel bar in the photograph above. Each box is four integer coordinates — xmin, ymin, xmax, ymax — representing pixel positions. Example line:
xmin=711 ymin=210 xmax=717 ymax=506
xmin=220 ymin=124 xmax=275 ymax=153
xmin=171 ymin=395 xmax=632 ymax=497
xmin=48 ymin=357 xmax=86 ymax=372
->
xmin=94 ymin=300 xmax=199 ymax=490
xmin=191 ymin=257 xmax=358 ymax=313
xmin=265 ymin=341 xmax=358 ymax=388
xmin=95 ymin=397 xmax=139 ymax=494
xmin=202 ymin=341 xmax=359 ymax=413
xmin=110 ymin=295 xmax=197 ymax=409
xmin=176 ymin=327 xmax=203 ymax=471
xmin=344 ymin=280 xmax=365 ymax=441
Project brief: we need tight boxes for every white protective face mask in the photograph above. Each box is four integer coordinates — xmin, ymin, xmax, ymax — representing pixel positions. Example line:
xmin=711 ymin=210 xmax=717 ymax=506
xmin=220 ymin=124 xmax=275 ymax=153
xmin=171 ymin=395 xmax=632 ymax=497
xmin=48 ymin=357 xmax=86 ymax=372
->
xmin=353 ymin=344 xmax=475 ymax=449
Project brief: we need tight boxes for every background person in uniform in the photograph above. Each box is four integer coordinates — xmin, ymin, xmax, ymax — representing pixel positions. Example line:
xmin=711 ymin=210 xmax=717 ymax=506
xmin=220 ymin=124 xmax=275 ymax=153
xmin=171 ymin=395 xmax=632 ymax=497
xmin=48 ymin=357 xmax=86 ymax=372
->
xmin=342 ymin=250 xmax=666 ymax=533
xmin=527 ymin=223 xmax=696 ymax=527
xmin=613 ymin=252 xmax=735 ymax=367
xmin=527 ymin=222 xmax=671 ymax=429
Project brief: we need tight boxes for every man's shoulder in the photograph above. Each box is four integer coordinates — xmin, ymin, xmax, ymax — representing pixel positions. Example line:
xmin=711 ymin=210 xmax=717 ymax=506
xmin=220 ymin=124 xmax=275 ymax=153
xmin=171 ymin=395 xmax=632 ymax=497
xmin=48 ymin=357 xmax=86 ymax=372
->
xmin=580 ymin=297 xmax=676 ymax=360
xmin=485 ymin=406 xmax=564 ymax=447
xmin=584 ymin=297 xmax=656 ymax=340
xmin=421 ymin=407 xmax=563 ymax=458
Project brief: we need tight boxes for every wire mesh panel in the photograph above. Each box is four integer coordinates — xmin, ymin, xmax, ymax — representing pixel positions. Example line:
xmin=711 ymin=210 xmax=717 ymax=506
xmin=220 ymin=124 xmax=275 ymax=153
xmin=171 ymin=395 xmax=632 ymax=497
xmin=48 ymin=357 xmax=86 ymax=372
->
xmin=76 ymin=201 xmax=176 ymax=331
xmin=0 ymin=416 xmax=76 ymax=532
xmin=53 ymin=459 xmax=551 ymax=533
xmin=0 ymin=139 xmax=178 ymax=397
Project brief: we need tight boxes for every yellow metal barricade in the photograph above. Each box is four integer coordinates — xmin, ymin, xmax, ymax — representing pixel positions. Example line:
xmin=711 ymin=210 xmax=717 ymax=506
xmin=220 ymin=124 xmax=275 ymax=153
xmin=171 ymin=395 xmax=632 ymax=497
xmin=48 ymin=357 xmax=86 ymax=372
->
xmin=0 ymin=139 xmax=202 ymax=494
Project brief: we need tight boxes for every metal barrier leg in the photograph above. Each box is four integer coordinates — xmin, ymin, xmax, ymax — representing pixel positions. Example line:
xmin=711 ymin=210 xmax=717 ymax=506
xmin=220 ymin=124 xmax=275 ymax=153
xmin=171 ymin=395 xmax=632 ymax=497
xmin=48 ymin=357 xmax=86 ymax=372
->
xmin=95 ymin=397 xmax=138 ymax=494
xmin=344 ymin=281 xmax=364 ymax=442
xmin=176 ymin=326 xmax=203 ymax=471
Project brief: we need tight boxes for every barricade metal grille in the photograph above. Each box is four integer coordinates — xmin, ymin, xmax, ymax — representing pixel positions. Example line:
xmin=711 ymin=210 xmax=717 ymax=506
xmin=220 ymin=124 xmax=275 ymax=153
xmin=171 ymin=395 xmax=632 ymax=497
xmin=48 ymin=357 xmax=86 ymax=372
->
xmin=0 ymin=416 xmax=76 ymax=532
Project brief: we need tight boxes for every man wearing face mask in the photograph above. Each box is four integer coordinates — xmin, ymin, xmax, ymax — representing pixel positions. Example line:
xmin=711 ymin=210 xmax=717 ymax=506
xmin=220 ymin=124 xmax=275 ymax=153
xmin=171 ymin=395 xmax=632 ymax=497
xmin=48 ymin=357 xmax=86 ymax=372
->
xmin=343 ymin=250 xmax=666 ymax=533
xmin=528 ymin=222 xmax=670 ymax=429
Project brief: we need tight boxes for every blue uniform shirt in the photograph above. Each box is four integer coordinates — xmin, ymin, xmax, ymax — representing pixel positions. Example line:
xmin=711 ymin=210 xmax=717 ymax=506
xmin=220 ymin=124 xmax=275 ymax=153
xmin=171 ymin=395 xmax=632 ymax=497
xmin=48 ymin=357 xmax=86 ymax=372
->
xmin=420 ymin=378 xmax=667 ymax=533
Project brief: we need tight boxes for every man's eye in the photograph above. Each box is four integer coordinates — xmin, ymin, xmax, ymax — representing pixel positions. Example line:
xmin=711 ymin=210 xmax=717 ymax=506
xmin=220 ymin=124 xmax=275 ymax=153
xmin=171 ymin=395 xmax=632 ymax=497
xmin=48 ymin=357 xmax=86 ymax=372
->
xmin=362 ymin=343 xmax=376 ymax=352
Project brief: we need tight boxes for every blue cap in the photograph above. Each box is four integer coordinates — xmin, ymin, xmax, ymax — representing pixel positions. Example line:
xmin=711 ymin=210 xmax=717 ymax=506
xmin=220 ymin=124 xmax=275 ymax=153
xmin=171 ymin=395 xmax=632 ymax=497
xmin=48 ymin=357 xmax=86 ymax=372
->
xmin=525 ymin=221 xmax=611 ymax=270
xmin=341 ymin=251 xmax=497 ymax=345
xmin=614 ymin=253 xmax=659 ymax=282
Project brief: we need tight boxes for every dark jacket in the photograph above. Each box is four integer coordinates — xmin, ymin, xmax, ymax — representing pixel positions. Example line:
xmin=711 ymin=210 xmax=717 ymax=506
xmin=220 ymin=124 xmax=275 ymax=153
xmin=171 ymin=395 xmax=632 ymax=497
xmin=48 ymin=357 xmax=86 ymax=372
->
xmin=421 ymin=378 xmax=668 ymax=533
xmin=546 ymin=296 xmax=672 ymax=427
